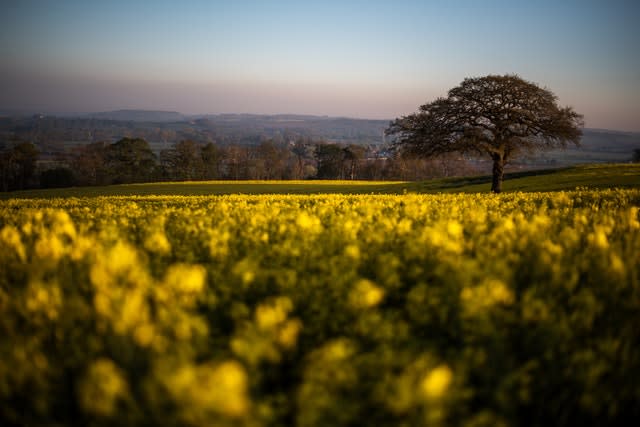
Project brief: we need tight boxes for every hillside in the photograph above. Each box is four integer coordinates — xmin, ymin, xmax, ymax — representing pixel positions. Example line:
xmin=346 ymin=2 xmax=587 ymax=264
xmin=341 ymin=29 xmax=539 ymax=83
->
xmin=523 ymin=129 xmax=640 ymax=166
xmin=86 ymin=109 xmax=185 ymax=122
xmin=1 ymin=111 xmax=638 ymax=168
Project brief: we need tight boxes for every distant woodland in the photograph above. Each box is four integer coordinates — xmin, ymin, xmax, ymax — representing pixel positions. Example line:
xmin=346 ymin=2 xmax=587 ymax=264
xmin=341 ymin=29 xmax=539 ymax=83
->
xmin=0 ymin=112 xmax=638 ymax=191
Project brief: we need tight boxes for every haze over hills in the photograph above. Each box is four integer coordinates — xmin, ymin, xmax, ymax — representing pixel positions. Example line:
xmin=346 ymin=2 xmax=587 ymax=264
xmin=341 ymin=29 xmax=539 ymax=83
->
xmin=86 ymin=110 xmax=186 ymax=122
xmin=1 ymin=109 xmax=638 ymax=167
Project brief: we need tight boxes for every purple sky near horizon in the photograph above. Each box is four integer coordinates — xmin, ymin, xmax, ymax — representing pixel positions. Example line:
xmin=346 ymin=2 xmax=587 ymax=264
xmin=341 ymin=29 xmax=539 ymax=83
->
xmin=1 ymin=0 xmax=639 ymax=131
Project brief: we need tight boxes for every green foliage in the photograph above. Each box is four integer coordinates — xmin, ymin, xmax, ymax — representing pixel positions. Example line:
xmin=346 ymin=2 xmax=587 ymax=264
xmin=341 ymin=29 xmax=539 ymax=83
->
xmin=106 ymin=138 xmax=157 ymax=184
xmin=0 ymin=141 xmax=39 ymax=191
xmin=1 ymin=190 xmax=639 ymax=426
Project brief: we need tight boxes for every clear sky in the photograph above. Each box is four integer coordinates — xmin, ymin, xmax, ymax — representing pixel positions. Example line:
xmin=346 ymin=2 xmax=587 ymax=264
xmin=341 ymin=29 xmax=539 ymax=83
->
xmin=1 ymin=0 xmax=639 ymax=131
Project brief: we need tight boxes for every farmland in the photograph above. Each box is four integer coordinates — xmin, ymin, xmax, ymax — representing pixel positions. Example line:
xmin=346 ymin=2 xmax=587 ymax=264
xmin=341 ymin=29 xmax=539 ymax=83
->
xmin=1 ymin=166 xmax=639 ymax=426
xmin=2 ymin=163 xmax=639 ymax=199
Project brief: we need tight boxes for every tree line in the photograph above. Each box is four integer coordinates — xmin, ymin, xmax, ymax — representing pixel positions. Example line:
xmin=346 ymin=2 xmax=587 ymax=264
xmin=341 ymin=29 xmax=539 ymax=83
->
xmin=0 ymin=137 xmax=476 ymax=191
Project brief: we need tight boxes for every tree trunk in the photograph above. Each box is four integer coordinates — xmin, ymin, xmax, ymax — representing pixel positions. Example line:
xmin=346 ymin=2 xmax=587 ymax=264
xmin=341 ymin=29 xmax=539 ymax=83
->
xmin=491 ymin=154 xmax=504 ymax=193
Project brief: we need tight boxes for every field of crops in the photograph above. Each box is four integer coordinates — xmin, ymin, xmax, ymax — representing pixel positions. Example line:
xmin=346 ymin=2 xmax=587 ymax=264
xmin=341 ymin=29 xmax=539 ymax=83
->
xmin=1 ymin=189 xmax=640 ymax=426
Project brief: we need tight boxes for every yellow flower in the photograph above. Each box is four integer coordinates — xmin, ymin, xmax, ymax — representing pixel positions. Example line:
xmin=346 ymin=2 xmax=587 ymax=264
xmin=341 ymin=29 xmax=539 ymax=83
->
xmin=397 ymin=218 xmax=413 ymax=235
xmin=0 ymin=225 xmax=26 ymax=261
xmin=344 ymin=244 xmax=360 ymax=260
xmin=278 ymin=319 xmax=303 ymax=349
xmin=79 ymin=358 xmax=129 ymax=416
xmin=349 ymin=279 xmax=385 ymax=309
xmin=461 ymin=279 xmax=514 ymax=315
xmin=164 ymin=360 xmax=249 ymax=419
xmin=164 ymin=263 xmax=207 ymax=294
xmin=296 ymin=212 xmax=322 ymax=233
xmin=255 ymin=297 xmax=292 ymax=330
xmin=446 ymin=220 xmax=463 ymax=238
xmin=421 ymin=364 xmax=453 ymax=400
xmin=35 ymin=234 xmax=65 ymax=262
xmin=590 ymin=228 xmax=609 ymax=249
xmin=144 ymin=230 xmax=171 ymax=254
xmin=133 ymin=323 xmax=155 ymax=347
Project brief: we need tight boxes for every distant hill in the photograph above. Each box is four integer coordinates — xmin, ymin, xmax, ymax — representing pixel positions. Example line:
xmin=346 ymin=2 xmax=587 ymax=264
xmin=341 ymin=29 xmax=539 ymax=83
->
xmin=87 ymin=109 xmax=185 ymax=122
xmin=523 ymin=128 xmax=640 ymax=167
xmin=1 ymin=110 xmax=639 ymax=166
xmin=191 ymin=113 xmax=389 ymax=144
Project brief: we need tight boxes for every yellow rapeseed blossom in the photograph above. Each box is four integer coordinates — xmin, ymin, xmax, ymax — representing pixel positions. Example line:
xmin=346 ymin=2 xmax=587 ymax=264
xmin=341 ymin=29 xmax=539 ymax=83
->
xmin=397 ymin=218 xmax=413 ymax=235
xmin=255 ymin=297 xmax=293 ymax=331
xmin=446 ymin=220 xmax=463 ymax=238
xmin=0 ymin=225 xmax=26 ymax=261
xmin=51 ymin=210 xmax=76 ymax=240
xmin=278 ymin=318 xmax=303 ymax=349
xmin=144 ymin=230 xmax=171 ymax=254
xmin=164 ymin=263 xmax=207 ymax=294
xmin=296 ymin=212 xmax=322 ymax=233
xmin=1 ymin=187 xmax=639 ymax=426
xmin=164 ymin=360 xmax=249 ymax=419
xmin=232 ymin=258 xmax=256 ymax=285
xmin=323 ymin=339 xmax=355 ymax=361
xmin=209 ymin=229 xmax=231 ymax=258
xmin=34 ymin=234 xmax=65 ymax=262
xmin=208 ymin=361 xmax=249 ymax=417
xmin=349 ymin=279 xmax=385 ymax=309
xmin=133 ymin=323 xmax=156 ymax=347
xmin=628 ymin=207 xmax=640 ymax=229
xmin=25 ymin=280 xmax=62 ymax=320
xmin=461 ymin=279 xmax=514 ymax=316
xmin=79 ymin=358 xmax=129 ymax=416
xmin=589 ymin=228 xmax=609 ymax=249
xmin=344 ymin=244 xmax=360 ymax=260
xmin=421 ymin=364 xmax=453 ymax=400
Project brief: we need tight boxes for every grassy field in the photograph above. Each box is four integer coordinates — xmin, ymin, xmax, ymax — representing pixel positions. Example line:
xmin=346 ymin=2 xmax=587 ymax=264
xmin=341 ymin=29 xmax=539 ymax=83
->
xmin=2 ymin=163 xmax=639 ymax=199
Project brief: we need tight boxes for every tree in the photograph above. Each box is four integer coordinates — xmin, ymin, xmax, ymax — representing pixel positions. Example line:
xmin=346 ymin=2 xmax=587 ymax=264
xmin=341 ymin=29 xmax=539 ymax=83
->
xmin=224 ymin=145 xmax=251 ymax=180
xmin=174 ymin=140 xmax=204 ymax=180
xmin=160 ymin=140 xmax=203 ymax=181
xmin=256 ymin=140 xmax=290 ymax=179
xmin=387 ymin=75 xmax=583 ymax=192
xmin=632 ymin=148 xmax=640 ymax=163
xmin=40 ymin=167 xmax=75 ymax=188
xmin=291 ymin=139 xmax=309 ymax=179
xmin=201 ymin=143 xmax=224 ymax=180
xmin=314 ymin=143 xmax=345 ymax=179
xmin=70 ymin=142 xmax=109 ymax=186
xmin=105 ymin=138 xmax=156 ymax=184
xmin=0 ymin=141 xmax=39 ymax=191
xmin=342 ymin=144 xmax=366 ymax=180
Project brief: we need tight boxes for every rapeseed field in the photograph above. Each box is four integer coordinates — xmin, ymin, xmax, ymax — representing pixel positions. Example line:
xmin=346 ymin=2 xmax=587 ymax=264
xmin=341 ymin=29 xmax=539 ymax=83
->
xmin=1 ymin=189 xmax=639 ymax=426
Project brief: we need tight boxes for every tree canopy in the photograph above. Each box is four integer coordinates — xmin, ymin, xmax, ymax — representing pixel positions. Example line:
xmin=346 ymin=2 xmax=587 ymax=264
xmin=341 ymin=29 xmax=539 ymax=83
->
xmin=387 ymin=75 xmax=583 ymax=192
xmin=0 ymin=141 xmax=39 ymax=191
xmin=105 ymin=137 xmax=156 ymax=184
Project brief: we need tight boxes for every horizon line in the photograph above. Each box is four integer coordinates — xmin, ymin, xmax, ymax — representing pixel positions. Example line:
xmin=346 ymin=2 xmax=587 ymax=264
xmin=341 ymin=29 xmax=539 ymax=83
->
xmin=1 ymin=107 xmax=639 ymax=134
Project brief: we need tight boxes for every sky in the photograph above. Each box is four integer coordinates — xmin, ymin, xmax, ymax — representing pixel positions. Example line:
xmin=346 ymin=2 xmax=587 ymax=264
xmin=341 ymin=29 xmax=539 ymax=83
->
xmin=1 ymin=0 xmax=639 ymax=131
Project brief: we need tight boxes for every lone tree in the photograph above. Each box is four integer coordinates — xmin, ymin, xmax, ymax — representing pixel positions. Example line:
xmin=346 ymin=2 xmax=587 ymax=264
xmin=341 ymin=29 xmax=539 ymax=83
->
xmin=387 ymin=75 xmax=583 ymax=192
